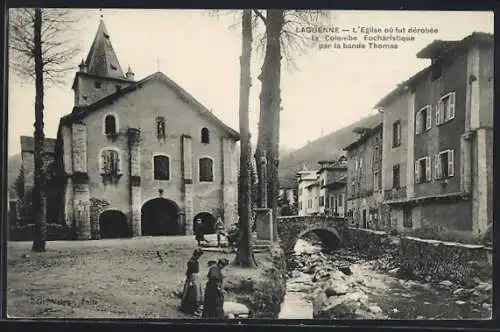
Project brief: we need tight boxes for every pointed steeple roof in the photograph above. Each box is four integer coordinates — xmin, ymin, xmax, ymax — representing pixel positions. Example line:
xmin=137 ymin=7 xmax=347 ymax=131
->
xmin=84 ymin=19 xmax=125 ymax=79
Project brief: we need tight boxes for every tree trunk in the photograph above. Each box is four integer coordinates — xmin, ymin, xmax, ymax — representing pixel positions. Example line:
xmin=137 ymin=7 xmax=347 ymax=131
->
xmin=234 ymin=9 xmax=256 ymax=267
xmin=255 ymin=10 xmax=284 ymax=233
xmin=32 ymin=8 xmax=47 ymax=252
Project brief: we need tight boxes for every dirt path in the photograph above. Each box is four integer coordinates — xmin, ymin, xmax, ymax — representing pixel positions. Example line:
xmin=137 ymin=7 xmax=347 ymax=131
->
xmin=7 ymin=235 xmax=267 ymax=319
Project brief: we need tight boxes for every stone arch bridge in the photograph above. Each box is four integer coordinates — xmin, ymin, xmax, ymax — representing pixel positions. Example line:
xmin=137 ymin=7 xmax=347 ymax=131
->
xmin=276 ymin=216 xmax=349 ymax=255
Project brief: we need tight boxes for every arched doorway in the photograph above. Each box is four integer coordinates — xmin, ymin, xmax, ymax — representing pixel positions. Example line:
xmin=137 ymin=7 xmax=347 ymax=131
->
xmin=193 ymin=212 xmax=216 ymax=234
xmin=141 ymin=198 xmax=181 ymax=236
xmin=99 ymin=210 xmax=129 ymax=239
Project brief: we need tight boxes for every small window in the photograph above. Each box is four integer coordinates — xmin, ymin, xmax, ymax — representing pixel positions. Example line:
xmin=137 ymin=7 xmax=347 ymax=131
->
xmin=115 ymin=85 xmax=121 ymax=92
xmin=154 ymin=155 xmax=170 ymax=180
xmin=338 ymin=194 xmax=343 ymax=207
xmin=101 ymin=149 xmax=120 ymax=175
xmin=111 ymin=64 xmax=117 ymax=71
xmin=436 ymin=92 xmax=456 ymax=125
xmin=95 ymin=82 xmax=102 ymax=89
xmin=156 ymin=117 xmax=166 ymax=139
xmin=436 ymin=149 xmax=455 ymax=179
xmin=392 ymin=121 xmax=401 ymax=147
xmin=104 ymin=115 xmax=117 ymax=136
xmin=201 ymin=128 xmax=210 ymax=144
xmin=416 ymin=105 xmax=431 ymax=134
xmin=199 ymin=157 xmax=214 ymax=182
xmin=319 ymin=196 xmax=324 ymax=207
xmin=373 ymin=171 xmax=381 ymax=191
xmin=392 ymin=164 xmax=400 ymax=188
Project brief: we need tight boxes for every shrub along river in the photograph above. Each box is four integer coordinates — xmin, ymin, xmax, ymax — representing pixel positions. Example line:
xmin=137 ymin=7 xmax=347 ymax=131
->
xmin=278 ymin=239 xmax=492 ymax=320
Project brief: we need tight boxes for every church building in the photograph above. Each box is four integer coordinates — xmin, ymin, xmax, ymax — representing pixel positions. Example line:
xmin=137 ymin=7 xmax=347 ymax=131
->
xmin=51 ymin=19 xmax=239 ymax=239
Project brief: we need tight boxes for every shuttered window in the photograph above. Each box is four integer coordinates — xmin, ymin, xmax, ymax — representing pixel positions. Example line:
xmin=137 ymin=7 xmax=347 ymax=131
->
xmin=101 ymin=149 xmax=120 ymax=175
xmin=154 ymin=155 xmax=170 ymax=180
xmin=199 ymin=157 xmax=214 ymax=182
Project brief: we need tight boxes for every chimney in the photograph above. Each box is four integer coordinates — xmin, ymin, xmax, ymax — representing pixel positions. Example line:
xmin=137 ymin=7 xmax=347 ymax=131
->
xmin=126 ymin=66 xmax=135 ymax=80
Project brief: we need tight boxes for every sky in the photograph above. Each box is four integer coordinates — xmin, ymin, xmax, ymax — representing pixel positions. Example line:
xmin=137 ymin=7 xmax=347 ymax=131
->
xmin=7 ymin=9 xmax=494 ymax=156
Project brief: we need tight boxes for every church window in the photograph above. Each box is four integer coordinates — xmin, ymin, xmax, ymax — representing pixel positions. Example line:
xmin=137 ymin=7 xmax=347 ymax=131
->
xmin=95 ymin=82 xmax=102 ymax=89
xmin=201 ymin=127 xmax=210 ymax=144
xmin=101 ymin=149 xmax=121 ymax=175
xmin=104 ymin=114 xmax=117 ymax=136
xmin=199 ymin=157 xmax=214 ymax=182
xmin=153 ymin=155 xmax=170 ymax=181
xmin=156 ymin=117 xmax=166 ymax=139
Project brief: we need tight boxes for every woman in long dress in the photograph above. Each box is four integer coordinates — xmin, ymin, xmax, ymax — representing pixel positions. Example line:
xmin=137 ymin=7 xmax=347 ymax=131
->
xmin=202 ymin=258 xmax=229 ymax=318
xmin=180 ymin=248 xmax=204 ymax=315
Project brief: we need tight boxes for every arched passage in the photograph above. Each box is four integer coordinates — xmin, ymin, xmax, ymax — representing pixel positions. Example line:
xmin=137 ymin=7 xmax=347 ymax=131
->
xmin=141 ymin=198 xmax=181 ymax=236
xmin=193 ymin=212 xmax=216 ymax=234
xmin=99 ymin=210 xmax=129 ymax=239
xmin=292 ymin=227 xmax=342 ymax=254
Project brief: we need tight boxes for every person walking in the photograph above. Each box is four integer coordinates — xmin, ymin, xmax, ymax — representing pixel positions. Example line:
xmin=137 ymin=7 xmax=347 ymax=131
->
xmin=202 ymin=258 xmax=229 ymax=318
xmin=180 ymin=249 xmax=204 ymax=315
xmin=214 ymin=217 xmax=225 ymax=248
xmin=194 ymin=218 xmax=206 ymax=246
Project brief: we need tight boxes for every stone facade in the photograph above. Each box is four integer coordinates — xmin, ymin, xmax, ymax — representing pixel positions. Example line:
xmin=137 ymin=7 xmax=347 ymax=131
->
xmin=344 ymin=124 xmax=384 ymax=230
xmin=376 ymin=33 xmax=493 ymax=236
xmin=46 ymin=19 xmax=239 ymax=239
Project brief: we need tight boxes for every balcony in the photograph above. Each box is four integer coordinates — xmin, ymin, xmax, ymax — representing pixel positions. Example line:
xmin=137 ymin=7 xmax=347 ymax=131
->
xmin=384 ymin=186 xmax=407 ymax=201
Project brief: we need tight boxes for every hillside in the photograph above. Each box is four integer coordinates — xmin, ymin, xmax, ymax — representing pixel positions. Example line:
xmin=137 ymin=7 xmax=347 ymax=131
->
xmin=278 ymin=113 xmax=383 ymax=188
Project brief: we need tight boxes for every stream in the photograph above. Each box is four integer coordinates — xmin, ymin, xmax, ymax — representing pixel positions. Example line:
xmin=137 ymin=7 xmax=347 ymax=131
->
xmin=278 ymin=239 xmax=492 ymax=320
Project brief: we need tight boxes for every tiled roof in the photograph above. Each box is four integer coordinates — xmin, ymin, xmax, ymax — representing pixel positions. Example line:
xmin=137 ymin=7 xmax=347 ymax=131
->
xmin=84 ymin=19 xmax=125 ymax=79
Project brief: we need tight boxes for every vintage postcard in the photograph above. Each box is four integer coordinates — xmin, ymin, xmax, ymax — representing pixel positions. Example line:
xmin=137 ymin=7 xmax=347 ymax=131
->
xmin=5 ymin=8 xmax=493 ymax=321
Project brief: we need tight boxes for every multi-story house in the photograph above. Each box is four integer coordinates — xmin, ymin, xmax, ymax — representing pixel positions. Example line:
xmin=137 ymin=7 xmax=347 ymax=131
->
xmin=317 ymin=158 xmax=347 ymax=217
xmin=344 ymin=122 xmax=384 ymax=229
xmin=375 ymin=32 xmax=493 ymax=236
xmin=297 ymin=170 xmax=319 ymax=216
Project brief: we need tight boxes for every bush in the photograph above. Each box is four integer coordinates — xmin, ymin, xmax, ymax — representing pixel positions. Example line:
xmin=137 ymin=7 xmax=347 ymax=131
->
xmin=9 ymin=223 xmax=71 ymax=241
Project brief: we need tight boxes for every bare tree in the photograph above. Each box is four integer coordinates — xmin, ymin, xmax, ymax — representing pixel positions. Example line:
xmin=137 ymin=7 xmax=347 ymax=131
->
xmin=233 ymin=9 xmax=257 ymax=267
xmin=9 ymin=8 xmax=83 ymax=252
xmin=253 ymin=10 xmax=331 ymax=229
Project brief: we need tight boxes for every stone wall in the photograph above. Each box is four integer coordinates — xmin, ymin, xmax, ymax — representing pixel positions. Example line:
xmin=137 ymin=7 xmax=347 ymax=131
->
xmin=227 ymin=245 xmax=287 ymax=318
xmin=399 ymin=236 xmax=492 ymax=286
xmin=342 ymin=227 xmax=395 ymax=259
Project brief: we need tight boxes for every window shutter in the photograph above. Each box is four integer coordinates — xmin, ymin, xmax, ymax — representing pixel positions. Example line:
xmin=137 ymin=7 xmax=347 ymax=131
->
xmin=435 ymin=154 xmax=441 ymax=179
xmin=436 ymin=102 xmax=441 ymax=125
xmin=416 ymin=111 xmax=421 ymax=134
xmin=426 ymin=105 xmax=432 ymax=130
xmin=448 ymin=150 xmax=454 ymax=177
xmin=414 ymin=160 xmax=420 ymax=183
xmin=425 ymin=156 xmax=431 ymax=181
xmin=449 ymin=93 xmax=456 ymax=120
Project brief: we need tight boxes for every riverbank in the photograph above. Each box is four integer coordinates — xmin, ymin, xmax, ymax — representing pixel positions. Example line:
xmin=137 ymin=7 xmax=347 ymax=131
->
xmin=280 ymin=239 xmax=492 ymax=320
